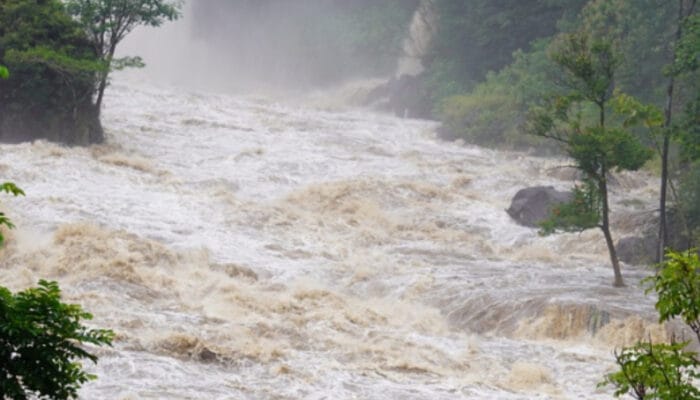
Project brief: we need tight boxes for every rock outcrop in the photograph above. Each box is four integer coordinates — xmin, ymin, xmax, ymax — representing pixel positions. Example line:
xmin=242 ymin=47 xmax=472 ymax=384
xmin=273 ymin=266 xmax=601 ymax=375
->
xmin=507 ymin=186 xmax=572 ymax=228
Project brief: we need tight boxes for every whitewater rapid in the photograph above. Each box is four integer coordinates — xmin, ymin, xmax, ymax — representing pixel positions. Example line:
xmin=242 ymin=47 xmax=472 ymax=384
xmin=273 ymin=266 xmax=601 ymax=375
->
xmin=0 ymin=78 xmax=664 ymax=399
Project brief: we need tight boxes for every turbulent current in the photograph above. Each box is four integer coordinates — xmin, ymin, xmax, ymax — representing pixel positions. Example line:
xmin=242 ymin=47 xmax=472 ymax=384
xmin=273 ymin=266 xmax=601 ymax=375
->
xmin=0 ymin=78 xmax=666 ymax=399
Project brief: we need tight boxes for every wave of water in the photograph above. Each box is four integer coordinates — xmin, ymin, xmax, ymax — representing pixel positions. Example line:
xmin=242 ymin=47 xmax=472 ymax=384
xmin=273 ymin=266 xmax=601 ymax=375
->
xmin=0 ymin=78 xmax=663 ymax=399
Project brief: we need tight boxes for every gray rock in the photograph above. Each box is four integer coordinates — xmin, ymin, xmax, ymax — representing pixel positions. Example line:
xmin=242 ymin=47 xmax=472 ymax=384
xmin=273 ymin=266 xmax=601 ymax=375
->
xmin=507 ymin=186 xmax=572 ymax=228
xmin=616 ymin=236 xmax=657 ymax=265
xmin=616 ymin=208 xmax=699 ymax=266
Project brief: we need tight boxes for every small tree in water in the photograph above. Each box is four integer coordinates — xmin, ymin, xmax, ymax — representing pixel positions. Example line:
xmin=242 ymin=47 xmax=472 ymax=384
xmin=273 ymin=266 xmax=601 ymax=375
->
xmin=528 ymin=32 xmax=652 ymax=287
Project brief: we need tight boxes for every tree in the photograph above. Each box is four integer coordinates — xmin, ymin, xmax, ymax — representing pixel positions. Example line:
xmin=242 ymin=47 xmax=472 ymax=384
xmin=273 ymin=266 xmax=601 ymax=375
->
xmin=65 ymin=0 xmax=181 ymax=116
xmin=0 ymin=68 xmax=25 ymax=247
xmin=645 ymin=249 xmax=700 ymax=342
xmin=528 ymin=33 xmax=653 ymax=287
xmin=0 ymin=280 xmax=114 ymax=399
xmin=0 ymin=0 xmax=105 ymax=144
xmin=657 ymin=0 xmax=697 ymax=263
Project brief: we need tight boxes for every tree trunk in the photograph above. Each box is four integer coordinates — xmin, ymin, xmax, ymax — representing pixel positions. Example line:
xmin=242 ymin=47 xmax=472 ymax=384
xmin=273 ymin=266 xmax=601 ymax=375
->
xmin=95 ymin=46 xmax=117 ymax=117
xmin=600 ymin=177 xmax=625 ymax=287
xmin=657 ymin=0 xmax=697 ymax=262
xmin=657 ymin=133 xmax=670 ymax=263
xmin=95 ymin=73 xmax=108 ymax=118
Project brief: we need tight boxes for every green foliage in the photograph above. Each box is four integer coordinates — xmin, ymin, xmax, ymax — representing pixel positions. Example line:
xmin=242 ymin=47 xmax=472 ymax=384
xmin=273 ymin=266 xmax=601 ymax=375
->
xmin=529 ymin=31 xmax=653 ymax=287
xmin=576 ymin=0 xmax=678 ymax=104
xmin=668 ymin=13 xmax=700 ymax=77
xmin=0 ymin=0 xmax=103 ymax=144
xmin=427 ymin=0 xmax=587 ymax=92
xmin=600 ymin=340 xmax=700 ymax=399
xmin=644 ymin=249 xmax=700 ymax=341
xmin=65 ymin=0 xmax=181 ymax=61
xmin=679 ymin=163 xmax=700 ymax=245
xmin=549 ymin=33 xmax=618 ymax=106
xmin=0 ymin=65 xmax=8 ymax=79
xmin=0 ymin=280 xmax=114 ymax=399
xmin=680 ymin=90 xmax=700 ymax=162
xmin=527 ymin=34 xmax=653 ymax=180
xmin=602 ymin=250 xmax=700 ymax=398
xmin=0 ymin=182 xmax=24 ymax=247
xmin=438 ymin=92 xmax=520 ymax=146
xmin=539 ymin=180 xmax=600 ymax=235
xmin=612 ymin=91 xmax=665 ymax=130
xmin=65 ymin=0 xmax=181 ymax=112
xmin=435 ymin=39 xmax=562 ymax=149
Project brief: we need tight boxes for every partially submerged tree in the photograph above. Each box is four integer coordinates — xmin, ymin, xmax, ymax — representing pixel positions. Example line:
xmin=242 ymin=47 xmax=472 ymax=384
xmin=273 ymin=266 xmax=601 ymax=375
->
xmin=65 ymin=0 xmax=181 ymax=115
xmin=528 ymin=33 xmax=652 ymax=287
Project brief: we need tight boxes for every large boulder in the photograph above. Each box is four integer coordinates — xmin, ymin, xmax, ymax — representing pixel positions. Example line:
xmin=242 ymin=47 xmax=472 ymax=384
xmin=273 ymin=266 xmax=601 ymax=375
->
xmin=616 ymin=236 xmax=657 ymax=266
xmin=507 ymin=186 xmax=572 ymax=228
xmin=616 ymin=209 xmax=698 ymax=266
xmin=365 ymin=74 xmax=433 ymax=119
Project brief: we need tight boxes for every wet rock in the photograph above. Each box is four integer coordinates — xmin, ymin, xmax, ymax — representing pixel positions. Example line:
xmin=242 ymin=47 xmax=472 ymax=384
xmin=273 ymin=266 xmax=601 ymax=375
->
xmin=616 ymin=209 xmax=698 ymax=266
xmin=198 ymin=346 xmax=217 ymax=363
xmin=506 ymin=186 xmax=572 ymax=228
xmin=211 ymin=263 xmax=258 ymax=281
xmin=365 ymin=74 xmax=433 ymax=119
xmin=617 ymin=236 xmax=657 ymax=266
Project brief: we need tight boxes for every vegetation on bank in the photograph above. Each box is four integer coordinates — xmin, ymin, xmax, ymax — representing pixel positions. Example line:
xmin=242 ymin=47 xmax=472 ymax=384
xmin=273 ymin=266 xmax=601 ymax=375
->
xmin=0 ymin=0 xmax=180 ymax=145
xmin=601 ymin=249 xmax=700 ymax=399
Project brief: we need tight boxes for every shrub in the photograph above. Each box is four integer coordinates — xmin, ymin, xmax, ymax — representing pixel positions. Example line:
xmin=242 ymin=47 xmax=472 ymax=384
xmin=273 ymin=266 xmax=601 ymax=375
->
xmin=0 ymin=280 xmax=114 ymax=399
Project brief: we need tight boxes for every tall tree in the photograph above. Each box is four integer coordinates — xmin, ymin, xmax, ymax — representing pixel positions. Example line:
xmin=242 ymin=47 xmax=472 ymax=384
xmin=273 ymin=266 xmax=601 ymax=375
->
xmin=657 ymin=0 xmax=697 ymax=263
xmin=529 ymin=33 xmax=652 ymax=287
xmin=65 ymin=0 xmax=181 ymax=115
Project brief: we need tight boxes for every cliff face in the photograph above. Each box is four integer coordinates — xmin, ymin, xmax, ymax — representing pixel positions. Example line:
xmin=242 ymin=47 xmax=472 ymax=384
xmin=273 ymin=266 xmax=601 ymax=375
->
xmin=396 ymin=0 xmax=438 ymax=78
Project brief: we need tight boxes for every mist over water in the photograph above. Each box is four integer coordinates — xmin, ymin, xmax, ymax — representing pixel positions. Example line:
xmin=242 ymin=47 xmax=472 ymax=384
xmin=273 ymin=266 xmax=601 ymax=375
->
xmin=119 ymin=0 xmax=418 ymax=94
xmin=0 ymin=2 xmax=667 ymax=399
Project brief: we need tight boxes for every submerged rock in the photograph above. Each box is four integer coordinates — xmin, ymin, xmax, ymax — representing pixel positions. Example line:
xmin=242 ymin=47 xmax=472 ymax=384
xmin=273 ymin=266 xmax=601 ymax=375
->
xmin=507 ymin=186 xmax=572 ymax=228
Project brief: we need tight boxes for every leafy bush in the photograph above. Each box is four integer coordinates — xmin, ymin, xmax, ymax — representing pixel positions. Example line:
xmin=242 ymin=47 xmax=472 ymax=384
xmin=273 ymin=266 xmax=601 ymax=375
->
xmin=644 ymin=249 xmax=700 ymax=342
xmin=435 ymin=39 xmax=562 ymax=151
xmin=0 ymin=182 xmax=24 ymax=246
xmin=600 ymin=340 xmax=700 ymax=400
xmin=539 ymin=180 xmax=600 ymax=235
xmin=602 ymin=250 xmax=700 ymax=399
xmin=679 ymin=163 xmax=700 ymax=247
xmin=0 ymin=280 xmax=114 ymax=399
